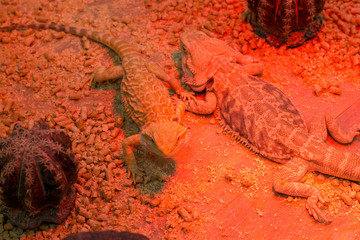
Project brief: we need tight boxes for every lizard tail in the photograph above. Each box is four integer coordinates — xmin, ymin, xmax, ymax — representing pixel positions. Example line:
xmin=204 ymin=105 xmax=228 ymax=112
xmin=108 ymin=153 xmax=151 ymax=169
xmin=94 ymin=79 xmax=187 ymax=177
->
xmin=0 ymin=23 xmax=136 ymax=59
xmin=300 ymin=136 xmax=360 ymax=182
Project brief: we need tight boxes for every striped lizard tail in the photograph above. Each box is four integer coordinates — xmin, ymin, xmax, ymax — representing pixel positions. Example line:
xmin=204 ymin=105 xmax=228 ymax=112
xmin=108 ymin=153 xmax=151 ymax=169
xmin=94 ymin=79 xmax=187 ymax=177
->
xmin=0 ymin=23 xmax=136 ymax=59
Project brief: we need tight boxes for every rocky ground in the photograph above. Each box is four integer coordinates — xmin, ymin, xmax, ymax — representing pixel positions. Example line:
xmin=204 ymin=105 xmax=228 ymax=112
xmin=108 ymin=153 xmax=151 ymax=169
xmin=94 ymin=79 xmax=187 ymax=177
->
xmin=0 ymin=0 xmax=360 ymax=239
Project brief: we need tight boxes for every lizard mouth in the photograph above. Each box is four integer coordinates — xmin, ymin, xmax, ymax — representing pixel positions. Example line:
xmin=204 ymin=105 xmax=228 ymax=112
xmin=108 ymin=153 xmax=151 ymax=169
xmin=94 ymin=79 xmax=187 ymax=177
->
xmin=181 ymin=55 xmax=194 ymax=82
xmin=189 ymin=84 xmax=206 ymax=92
xmin=181 ymin=54 xmax=208 ymax=91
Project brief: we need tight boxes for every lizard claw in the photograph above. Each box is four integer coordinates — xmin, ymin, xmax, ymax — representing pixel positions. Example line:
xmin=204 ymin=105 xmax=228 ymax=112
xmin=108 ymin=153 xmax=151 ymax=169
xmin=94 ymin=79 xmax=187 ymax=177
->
xmin=127 ymin=164 xmax=145 ymax=185
xmin=172 ymin=94 xmax=198 ymax=108
xmin=179 ymin=90 xmax=196 ymax=101
xmin=306 ymin=195 xmax=331 ymax=224
xmin=175 ymin=91 xmax=198 ymax=107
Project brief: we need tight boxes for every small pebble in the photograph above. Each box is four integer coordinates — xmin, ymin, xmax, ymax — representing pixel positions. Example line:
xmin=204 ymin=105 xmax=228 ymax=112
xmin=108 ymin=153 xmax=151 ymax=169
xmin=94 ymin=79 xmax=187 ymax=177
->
xmin=76 ymin=215 xmax=86 ymax=224
xmin=121 ymin=15 xmax=132 ymax=25
xmin=21 ymin=29 xmax=34 ymax=37
xmin=329 ymin=86 xmax=342 ymax=95
xmin=351 ymin=182 xmax=360 ymax=192
xmin=313 ymin=84 xmax=322 ymax=96
xmin=1 ymin=36 xmax=11 ymax=43
xmin=320 ymin=40 xmax=330 ymax=50
xmin=240 ymin=174 xmax=253 ymax=187
xmin=150 ymin=198 xmax=161 ymax=208
xmin=82 ymin=36 xmax=91 ymax=50
xmin=35 ymin=15 xmax=48 ymax=23
xmin=331 ymin=178 xmax=340 ymax=187
xmin=351 ymin=54 xmax=359 ymax=66
xmin=3 ymin=222 xmax=13 ymax=231
xmin=342 ymin=180 xmax=351 ymax=187
xmin=52 ymin=32 xmax=65 ymax=39
xmin=177 ymin=207 xmax=192 ymax=222
xmin=145 ymin=215 xmax=153 ymax=224
xmin=209 ymin=118 xmax=216 ymax=124
xmin=68 ymin=92 xmax=82 ymax=100
xmin=315 ymin=174 xmax=325 ymax=184
xmin=340 ymin=193 xmax=353 ymax=206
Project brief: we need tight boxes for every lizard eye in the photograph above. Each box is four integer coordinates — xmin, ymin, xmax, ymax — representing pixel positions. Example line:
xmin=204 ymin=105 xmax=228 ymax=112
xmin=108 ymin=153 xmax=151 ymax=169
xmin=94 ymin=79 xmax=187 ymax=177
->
xmin=182 ymin=45 xmax=187 ymax=53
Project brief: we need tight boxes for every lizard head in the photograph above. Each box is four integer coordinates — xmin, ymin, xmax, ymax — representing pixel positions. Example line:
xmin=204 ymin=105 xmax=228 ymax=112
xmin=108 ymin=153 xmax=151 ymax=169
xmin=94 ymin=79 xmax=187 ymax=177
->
xmin=179 ymin=30 xmax=237 ymax=92
xmin=141 ymin=119 xmax=190 ymax=157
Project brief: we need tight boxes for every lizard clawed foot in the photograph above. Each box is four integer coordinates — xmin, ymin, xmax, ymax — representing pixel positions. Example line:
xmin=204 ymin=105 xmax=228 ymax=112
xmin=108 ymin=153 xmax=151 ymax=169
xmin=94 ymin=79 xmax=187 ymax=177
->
xmin=127 ymin=164 xmax=145 ymax=185
xmin=237 ymin=54 xmax=260 ymax=65
xmin=306 ymin=194 xmax=331 ymax=224
xmin=179 ymin=90 xmax=196 ymax=101
xmin=171 ymin=95 xmax=197 ymax=108
xmin=241 ymin=62 xmax=264 ymax=76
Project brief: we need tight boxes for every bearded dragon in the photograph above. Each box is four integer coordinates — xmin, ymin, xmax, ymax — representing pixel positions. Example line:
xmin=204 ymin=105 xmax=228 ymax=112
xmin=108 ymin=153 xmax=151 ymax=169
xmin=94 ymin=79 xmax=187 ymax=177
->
xmin=0 ymin=23 xmax=190 ymax=184
xmin=178 ymin=30 xmax=360 ymax=224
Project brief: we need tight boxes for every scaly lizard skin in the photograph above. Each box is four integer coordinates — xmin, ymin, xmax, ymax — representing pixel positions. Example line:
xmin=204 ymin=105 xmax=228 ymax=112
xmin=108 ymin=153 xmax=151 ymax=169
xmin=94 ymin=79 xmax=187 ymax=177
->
xmin=0 ymin=24 xmax=190 ymax=184
xmin=179 ymin=30 xmax=360 ymax=224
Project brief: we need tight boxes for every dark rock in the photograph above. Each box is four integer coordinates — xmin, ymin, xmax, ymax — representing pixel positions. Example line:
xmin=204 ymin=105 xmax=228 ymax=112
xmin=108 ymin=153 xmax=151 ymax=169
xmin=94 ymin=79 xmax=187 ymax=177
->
xmin=246 ymin=0 xmax=325 ymax=47
xmin=63 ymin=230 xmax=150 ymax=240
xmin=0 ymin=122 xmax=78 ymax=229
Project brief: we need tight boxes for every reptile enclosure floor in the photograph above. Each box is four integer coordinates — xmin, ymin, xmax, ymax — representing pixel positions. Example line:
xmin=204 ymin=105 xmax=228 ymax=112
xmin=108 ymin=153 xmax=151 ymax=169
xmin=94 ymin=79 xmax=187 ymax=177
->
xmin=1 ymin=0 xmax=360 ymax=239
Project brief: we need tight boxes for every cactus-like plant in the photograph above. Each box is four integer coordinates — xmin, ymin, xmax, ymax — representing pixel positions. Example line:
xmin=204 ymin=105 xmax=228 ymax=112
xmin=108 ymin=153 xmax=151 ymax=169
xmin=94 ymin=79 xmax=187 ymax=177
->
xmin=246 ymin=0 xmax=325 ymax=47
xmin=64 ymin=230 xmax=150 ymax=240
xmin=0 ymin=122 xmax=78 ymax=229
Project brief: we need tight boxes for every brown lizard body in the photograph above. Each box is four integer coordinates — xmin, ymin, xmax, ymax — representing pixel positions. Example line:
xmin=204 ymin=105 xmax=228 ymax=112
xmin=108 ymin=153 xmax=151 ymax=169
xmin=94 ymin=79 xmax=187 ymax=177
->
xmin=0 ymin=23 xmax=190 ymax=183
xmin=179 ymin=30 xmax=360 ymax=223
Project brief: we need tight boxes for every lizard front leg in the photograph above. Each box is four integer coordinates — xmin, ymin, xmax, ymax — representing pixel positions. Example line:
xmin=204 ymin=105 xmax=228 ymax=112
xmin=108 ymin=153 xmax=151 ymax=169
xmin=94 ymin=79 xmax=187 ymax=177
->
xmin=174 ymin=100 xmax=186 ymax=123
xmin=237 ymin=62 xmax=264 ymax=76
xmin=233 ymin=53 xmax=264 ymax=76
xmin=93 ymin=65 xmax=124 ymax=83
xmin=145 ymin=62 xmax=195 ymax=101
xmin=122 ymin=134 xmax=144 ymax=184
xmin=273 ymin=157 xmax=331 ymax=224
xmin=183 ymin=91 xmax=217 ymax=115
xmin=234 ymin=52 xmax=258 ymax=65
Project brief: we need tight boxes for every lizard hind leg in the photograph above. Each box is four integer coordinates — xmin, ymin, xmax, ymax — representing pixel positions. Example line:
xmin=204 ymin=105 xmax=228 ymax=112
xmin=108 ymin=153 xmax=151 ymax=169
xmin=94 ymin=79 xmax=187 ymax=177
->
xmin=325 ymin=113 xmax=360 ymax=145
xmin=309 ymin=112 xmax=328 ymax=142
xmin=309 ymin=112 xmax=360 ymax=144
xmin=273 ymin=157 xmax=331 ymax=224
xmin=93 ymin=65 xmax=124 ymax=83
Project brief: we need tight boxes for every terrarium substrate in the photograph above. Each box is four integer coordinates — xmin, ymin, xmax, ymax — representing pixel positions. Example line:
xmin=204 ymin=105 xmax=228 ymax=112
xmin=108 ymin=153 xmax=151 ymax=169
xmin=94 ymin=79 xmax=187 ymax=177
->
xmin=0 ymin=0 xmax=360 ymax=239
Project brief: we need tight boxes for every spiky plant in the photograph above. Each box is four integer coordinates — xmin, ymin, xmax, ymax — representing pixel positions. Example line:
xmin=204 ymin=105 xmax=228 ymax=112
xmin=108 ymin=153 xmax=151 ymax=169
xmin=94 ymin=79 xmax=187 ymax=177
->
xmin=246 ymin=0 xmax=325 ymax=47
xmin=0 ymin=122 xmax=78 ymax=229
